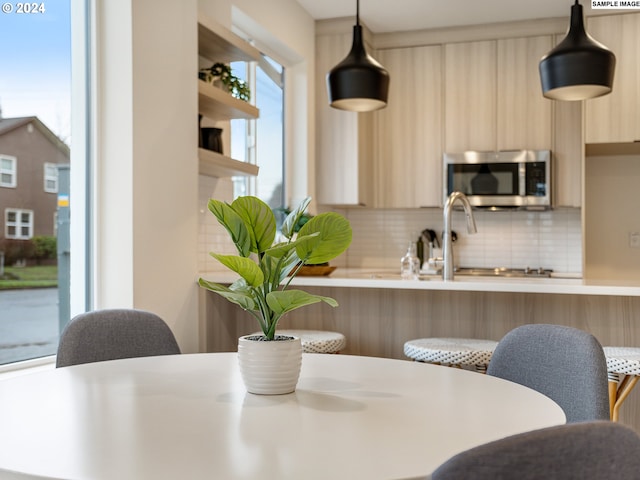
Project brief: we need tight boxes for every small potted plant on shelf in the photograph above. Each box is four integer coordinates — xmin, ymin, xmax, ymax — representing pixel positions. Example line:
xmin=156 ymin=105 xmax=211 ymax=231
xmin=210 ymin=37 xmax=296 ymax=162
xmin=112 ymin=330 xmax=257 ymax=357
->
xmin=198 ymin=196 xmax=352 ymax=395
xmin=198 ymin=62 xmax=251 ymax=102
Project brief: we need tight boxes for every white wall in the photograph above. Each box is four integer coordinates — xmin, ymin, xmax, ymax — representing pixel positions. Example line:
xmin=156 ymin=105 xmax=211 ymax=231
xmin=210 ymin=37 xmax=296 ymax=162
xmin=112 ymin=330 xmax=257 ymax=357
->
xmin=93 ymin=0 xmax=315 ymax=352
xmin=94 ymin=0 xmax=199 ymax=352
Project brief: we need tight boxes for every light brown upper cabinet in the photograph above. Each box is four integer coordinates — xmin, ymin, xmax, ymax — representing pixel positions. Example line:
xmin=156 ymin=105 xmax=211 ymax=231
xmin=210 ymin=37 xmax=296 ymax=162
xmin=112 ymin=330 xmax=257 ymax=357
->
xmin=497 ymin=36 xmax=553 ymax=150
xmin=445 ymin=40 xmax=497 ymax=152
xmin=585 ymin=13 xmax=640 ymax=144
xmin=446 ymin=37 xmax=554 ymax=153
xmin=373 ymin=45 xmax=443 ymax=208
xmin=315 ymin=31 xmax=374 ymax=206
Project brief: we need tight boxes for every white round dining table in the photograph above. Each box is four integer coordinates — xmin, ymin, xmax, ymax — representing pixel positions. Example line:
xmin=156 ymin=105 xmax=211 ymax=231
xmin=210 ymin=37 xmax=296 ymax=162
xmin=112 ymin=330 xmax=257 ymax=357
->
xmin=0 ymin=353 xmax=565 ymax=480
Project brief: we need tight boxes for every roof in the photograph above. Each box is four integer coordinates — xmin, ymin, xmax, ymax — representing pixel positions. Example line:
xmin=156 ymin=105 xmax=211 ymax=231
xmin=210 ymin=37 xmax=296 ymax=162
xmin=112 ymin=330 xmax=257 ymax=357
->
xmin=0 ymin=116 xmax=70 ymax=157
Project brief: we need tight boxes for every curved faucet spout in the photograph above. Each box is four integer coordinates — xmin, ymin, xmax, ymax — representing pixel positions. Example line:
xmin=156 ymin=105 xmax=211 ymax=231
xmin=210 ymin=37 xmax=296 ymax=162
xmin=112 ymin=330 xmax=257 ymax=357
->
xmin=443 ymin=191 xmax=477 ymax=281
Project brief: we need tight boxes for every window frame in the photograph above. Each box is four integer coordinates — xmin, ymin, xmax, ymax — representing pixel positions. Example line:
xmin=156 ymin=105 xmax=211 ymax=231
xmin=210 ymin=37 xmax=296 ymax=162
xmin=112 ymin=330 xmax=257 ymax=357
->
xmin=231 ymin=54 xmax=285 ymax=206
xmin=0 ymin=155 xmax=17 ymax=188
xmin=44 ymin=163 xmax=59 ymax=193
xmin=5 ymin=208 xmax=34 ymax=240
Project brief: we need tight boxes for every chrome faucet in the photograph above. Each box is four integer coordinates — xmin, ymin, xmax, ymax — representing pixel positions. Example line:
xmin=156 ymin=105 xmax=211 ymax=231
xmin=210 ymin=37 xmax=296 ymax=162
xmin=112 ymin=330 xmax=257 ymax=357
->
xmin=429 ymin=191 xmax=478 ymax=281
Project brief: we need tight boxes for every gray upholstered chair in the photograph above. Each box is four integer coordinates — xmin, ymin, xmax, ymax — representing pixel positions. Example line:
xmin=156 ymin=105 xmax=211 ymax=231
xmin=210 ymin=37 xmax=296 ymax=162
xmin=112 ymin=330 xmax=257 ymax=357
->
xmin=486 ymin=324 xmax=609 ymax=423
xmin=431 ymin=421 xmax=640 ymax=480
xmin=56 ymin=308 xmax=181 ymax=367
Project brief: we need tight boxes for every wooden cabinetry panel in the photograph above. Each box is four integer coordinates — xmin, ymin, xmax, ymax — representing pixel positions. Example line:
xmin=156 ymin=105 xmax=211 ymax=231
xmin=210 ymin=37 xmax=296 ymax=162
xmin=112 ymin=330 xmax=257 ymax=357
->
xmin=553 ymin=98 xmax=583 ymax=208
xmin=497 ymin=36 xmax=553 ymax=150
xmin=315 ymin=33 xmax=373 ymax=206
xmin=203 ymin=287 xmax=640 ymax=430
xmin=586 ymin=13 xmax=640 ymax=144
xmin=445 ymin=41 xmax=497 ymax=152
xmin=374 ymin=45 xmax=443 ymax=207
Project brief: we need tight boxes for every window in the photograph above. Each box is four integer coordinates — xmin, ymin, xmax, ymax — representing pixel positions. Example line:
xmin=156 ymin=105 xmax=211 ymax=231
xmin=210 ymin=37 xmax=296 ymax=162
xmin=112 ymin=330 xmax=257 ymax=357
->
xmin=231 ymin=54 xmax=285 ymax=210
xmin=0 ymin=0 xmax=79 ymax=368
xmin=44 ymin=163 xmax=58 ymax=193
xmin=5 ymin=208 xmax=33 ymax=239
xmin=0 ymin=155 xmax=17 ymax=188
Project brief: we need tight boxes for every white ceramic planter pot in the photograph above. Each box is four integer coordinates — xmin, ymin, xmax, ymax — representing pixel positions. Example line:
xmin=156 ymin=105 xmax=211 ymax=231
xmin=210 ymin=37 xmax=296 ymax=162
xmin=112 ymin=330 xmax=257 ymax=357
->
xmin=238 ymin=334 xmax=302 ymax=395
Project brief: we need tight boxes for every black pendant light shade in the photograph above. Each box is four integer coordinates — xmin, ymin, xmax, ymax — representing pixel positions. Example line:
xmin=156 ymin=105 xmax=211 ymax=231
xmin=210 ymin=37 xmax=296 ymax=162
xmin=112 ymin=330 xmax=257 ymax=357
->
xmin=539 ymin=0 xmax=615 ymax=101
xmin=327 ymin=1 xmax=390 ymax=112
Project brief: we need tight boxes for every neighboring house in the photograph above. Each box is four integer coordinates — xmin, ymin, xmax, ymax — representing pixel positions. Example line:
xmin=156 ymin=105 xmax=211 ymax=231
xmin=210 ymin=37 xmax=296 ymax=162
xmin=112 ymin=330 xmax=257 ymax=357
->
xmin=0 ymin=116 xmax=70 ymax=243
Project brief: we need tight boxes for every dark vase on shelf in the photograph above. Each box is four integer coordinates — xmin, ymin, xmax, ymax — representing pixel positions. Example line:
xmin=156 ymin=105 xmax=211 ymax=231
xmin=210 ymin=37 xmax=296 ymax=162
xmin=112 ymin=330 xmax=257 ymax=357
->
xmin=201 ymin=127 xmax=223 ymax=154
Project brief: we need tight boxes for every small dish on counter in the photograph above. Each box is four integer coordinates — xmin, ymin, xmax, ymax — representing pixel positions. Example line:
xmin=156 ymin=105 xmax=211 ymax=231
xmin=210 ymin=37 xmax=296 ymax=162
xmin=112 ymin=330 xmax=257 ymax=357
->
xmin=295 ymin=265 xmax=337 ymax=276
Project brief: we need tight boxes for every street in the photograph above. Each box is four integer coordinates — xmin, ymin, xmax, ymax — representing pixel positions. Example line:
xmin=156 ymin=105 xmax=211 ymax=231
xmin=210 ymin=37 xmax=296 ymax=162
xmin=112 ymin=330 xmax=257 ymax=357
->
xmin=0 ymin=288 xmax=59 ymax=364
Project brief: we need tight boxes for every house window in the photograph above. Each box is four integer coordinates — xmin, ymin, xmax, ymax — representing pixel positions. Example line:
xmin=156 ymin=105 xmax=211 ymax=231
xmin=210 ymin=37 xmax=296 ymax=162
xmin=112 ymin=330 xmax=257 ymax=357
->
xmin=0 ymin=155 xmax=17 ymax=188
xmin=5 ymin=208 xmax=34 ymax=239
xmin=44 ymin=163 xmax=58 ymax=193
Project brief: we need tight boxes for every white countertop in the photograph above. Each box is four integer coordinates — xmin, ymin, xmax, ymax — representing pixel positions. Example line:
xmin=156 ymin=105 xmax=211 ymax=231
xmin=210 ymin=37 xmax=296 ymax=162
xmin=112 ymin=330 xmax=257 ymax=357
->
xmin=199 ymin=268 xmax=640 ymax=297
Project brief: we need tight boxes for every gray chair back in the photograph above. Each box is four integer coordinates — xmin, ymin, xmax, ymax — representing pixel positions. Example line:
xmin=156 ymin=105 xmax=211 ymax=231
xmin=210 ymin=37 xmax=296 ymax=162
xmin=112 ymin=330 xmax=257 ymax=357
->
xmin=486 ymin=324 xmax=609 ymax=423
xmin=431 ymin=421 xmax=640 ymax=480
xmin=56 ymin=308 xmax=181 ymax=367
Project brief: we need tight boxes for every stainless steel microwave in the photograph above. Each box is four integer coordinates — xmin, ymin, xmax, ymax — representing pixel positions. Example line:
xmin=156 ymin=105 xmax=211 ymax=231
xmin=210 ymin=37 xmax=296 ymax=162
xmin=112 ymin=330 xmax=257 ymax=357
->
xmin=443 ymin=150 xmax=552 ymax=210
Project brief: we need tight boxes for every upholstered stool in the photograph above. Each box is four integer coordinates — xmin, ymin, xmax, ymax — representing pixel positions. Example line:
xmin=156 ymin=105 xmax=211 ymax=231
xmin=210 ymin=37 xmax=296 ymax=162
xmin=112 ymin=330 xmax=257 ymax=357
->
xmin=258 ymin=330 xmax=346 ymax=354
xmin=404 ymin=338 xmax=498 ymax=373
xmin=603 ymin=346 xmax=640 ymax=421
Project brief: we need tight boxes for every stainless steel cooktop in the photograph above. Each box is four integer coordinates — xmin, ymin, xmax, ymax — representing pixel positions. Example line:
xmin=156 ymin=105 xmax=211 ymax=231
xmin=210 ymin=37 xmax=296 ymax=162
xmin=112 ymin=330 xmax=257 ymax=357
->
xmin=454 ymin=267 xmax=553 ymax=278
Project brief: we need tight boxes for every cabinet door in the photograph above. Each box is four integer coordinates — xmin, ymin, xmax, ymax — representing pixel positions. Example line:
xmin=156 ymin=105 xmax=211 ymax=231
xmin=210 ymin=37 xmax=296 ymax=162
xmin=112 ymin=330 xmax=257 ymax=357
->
xmin=586 ymin=13 xmax=640 ymax=144
xmin=445 ymin=41 xmax=497 ymax=152
xmin=497 ymin=36 xmax=553 ymax=150
xmin=553 ymin=99 xmax=583 ymax=207
xmin=315 ymin=33 xmax=373 ymax=206
xmin=374 ymin=45 xmax=442 ymax=207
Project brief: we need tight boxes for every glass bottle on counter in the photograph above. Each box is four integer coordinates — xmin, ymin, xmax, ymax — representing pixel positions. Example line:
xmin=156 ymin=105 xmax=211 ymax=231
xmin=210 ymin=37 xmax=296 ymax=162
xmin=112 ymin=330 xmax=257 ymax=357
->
xmin=400 ymin=242 xmax=421 ymax=280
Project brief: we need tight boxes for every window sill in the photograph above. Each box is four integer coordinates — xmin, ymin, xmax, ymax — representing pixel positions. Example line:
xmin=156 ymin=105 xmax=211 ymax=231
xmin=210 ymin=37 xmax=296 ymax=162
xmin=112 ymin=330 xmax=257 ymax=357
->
xmin=0 ymin=356 xmax=55 ymax=380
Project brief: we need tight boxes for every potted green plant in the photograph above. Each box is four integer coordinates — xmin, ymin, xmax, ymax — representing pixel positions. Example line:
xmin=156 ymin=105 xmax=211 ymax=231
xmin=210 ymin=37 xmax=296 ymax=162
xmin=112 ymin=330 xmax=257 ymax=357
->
xmin=198 ymin=195 xmax=352 ymax=394
xmin=198 ymin=62 xmax=251 ymax=102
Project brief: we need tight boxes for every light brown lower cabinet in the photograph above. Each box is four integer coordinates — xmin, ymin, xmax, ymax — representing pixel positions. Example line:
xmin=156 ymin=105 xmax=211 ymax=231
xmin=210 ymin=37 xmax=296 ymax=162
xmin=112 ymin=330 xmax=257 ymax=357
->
xmin=203 ymin=286 xmax=640 ymax=431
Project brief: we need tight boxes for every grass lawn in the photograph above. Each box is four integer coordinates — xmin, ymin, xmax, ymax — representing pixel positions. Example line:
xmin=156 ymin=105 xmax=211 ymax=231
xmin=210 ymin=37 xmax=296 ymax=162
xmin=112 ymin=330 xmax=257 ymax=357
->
xmin=0 ymin=265 xmax=58 ymax=289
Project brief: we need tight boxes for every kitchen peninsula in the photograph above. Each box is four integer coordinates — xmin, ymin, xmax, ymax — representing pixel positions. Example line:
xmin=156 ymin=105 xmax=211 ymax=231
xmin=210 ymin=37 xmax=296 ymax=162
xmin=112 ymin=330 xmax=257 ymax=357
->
xmin=199 ymin=270 xmax=640 ymax=428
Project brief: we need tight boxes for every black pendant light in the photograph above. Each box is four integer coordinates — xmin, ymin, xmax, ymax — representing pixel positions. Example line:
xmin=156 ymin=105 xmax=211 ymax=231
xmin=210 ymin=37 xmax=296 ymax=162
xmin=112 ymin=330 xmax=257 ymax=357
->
xmin=327 ymin=0 xmax=390 ymax=112
xmin=539 ymin=0 xmax=615 ymax=101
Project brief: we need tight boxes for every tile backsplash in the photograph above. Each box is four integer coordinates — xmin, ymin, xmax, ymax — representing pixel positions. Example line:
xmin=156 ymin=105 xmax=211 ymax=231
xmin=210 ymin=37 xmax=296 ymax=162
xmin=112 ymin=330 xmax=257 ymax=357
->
xmin=333 ymin=207 xmax=582 ymax=274
xmin=198 ymin=179 xmax=582 ymax=275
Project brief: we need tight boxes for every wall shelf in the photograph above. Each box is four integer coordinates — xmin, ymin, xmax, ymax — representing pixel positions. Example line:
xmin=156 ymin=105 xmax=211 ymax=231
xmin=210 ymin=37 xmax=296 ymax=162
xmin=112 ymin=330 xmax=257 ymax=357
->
xmin=198 ymin=13 xmax=261 ymax=64
xmin=198 ymin=148 xmax=259 ymax=178
xmin=197 ymin=11 xmax=260 ymax=178
xmin=198 ymin=80 xmax=259 ymax=120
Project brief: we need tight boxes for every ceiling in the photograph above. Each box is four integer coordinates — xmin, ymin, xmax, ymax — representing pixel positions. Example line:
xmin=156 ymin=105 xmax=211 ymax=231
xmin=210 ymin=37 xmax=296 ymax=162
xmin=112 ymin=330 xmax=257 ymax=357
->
xmin=294 ymin=0 xmax=608 ymax=33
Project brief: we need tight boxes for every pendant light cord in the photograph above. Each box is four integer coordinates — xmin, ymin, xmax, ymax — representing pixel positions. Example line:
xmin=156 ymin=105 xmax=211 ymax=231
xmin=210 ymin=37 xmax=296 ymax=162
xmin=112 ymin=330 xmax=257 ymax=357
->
xmin=356 ymin=0 xmax=360 ymax=27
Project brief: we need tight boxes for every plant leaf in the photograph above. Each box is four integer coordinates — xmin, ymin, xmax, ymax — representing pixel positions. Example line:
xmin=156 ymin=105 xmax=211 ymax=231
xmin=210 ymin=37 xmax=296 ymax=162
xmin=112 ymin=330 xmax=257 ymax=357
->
xmin=210 ymin=253 xmax=264 ymax=287
xmin=266 ymin=289 xmax=338 ymax=316
xmin=260 ymin=254 xmax=281 ymax=289
xmin=264 ymin=232 xmax=319 ymax=259
xmin=278 ymin=249 xmax=301 ymax=282
xmin=296 ymin=212 xmax=352 ymax=264
xmin=231 ymin=196 xmax=276 ymax=254
xmin=281 ymin=196 xmax=311 ymax=239
xmin=198 ymin=278 xmax=256 ymax=311
xmin=207 ymin=199 xmax=251 ymax=257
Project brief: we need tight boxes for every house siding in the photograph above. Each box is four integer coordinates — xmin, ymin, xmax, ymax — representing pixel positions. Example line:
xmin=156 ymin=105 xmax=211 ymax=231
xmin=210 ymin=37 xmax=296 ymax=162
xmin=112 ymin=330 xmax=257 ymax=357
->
xmin=0 ymin=119 xmax=69 ymax=240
